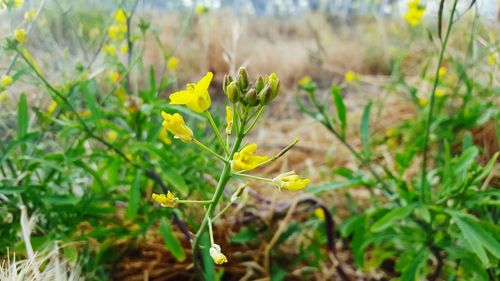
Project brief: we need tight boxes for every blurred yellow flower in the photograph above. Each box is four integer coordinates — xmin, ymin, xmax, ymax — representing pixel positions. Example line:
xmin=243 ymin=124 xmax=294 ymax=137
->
xmin=161 ymin=111 xmax=193 ymax=142
xmin=195 ymin=5 xmax=209 ymax=15
xmin=209 ymin=244 xmax=227 ymax=265
xmin=487 ymin=53 xmax=498 ymax=65
xmin=231 ymin=144 xmax=269 ymax=172
xmin=103 ymin=44 xmax=117 ymax=56
xmin=435 ymin=89 xmax=446 ymax=98
xmin=404 ymin=0 xmax=425 ymax=26
xmin=0 ymin=75 xmax=13 ymax=88
xmin=385 ymin=127 xmax=396 ymax=137
xmin=105 ymin=130 xmax=118 ymax=142
xmin=115 ymin=9 xmax=127 ymax=24
xmin=14 ymin=28 xmax=27 ymax=44
xmin=344 ymin=70 xmax=358 ymax=83
xmin=159 ymin=128 xmax=172 ymax=145
xmin=108 ymin=71 xmax=120 ymax=83
xmin=438 ymin=66 xmax=446 ymax=79
xmin=169 ymin=72 xmax=212 ymax=112
xmin=108 ymin=24 xmax=127 ymax=41
xmin=78 ymin=109 xmax=91 ymax=118
xmin=24 ymin=10 xmax=36 ymax=21
xmin=299 ymin=76 xmax=312 ymax=87
xmin=47 ymin=100 xmax=57 ymax=113
xmin=0 ymin=91 xmax=9 ymax=104
xmin=167 ymin=56 xmax=179 ymax=72
xmin=152 ymin=191 xmax=179 ymax=207
xmin=120 ymin=43 xmax=128 ymax=54
xmin=418 ymin=97 xmax=428 ymax=107
xmin=314 ymin=208 xmax=325 ymax=220
xmin=272 ymin=171 xmax=310 ymax=191
xmin=225 ymin=106 xmax=233 ymax=135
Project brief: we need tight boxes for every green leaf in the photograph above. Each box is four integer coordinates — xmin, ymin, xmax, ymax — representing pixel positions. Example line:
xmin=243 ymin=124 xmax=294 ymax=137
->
xmin=400 ymin=248 xmax=428 ymax=281
xmin=331 ymin=86 xmax=347 ymax=139
xmin=0 ymin=132 xmax=39 ymax=164
xmin=126 ymin=171 xmax=142 ymax=221
xmin=159 ymin=217 xmax=186 ymax=262
xmin=371 ymin=205 xmax=414 ymax=232
xmin=455 ymin=146 xmax=478 ymax=175
xmin=231 ymin=227 xmax=258 ymax=244
xmin=360 ymin=101 xmax=372 ymax=156
xmin=18 ymin=93 xmax=28 ymax=139
xmin=307 ymin=179 xmax=363 ymax=193
xmin=162 ymin=169 xmax=189 ymax=196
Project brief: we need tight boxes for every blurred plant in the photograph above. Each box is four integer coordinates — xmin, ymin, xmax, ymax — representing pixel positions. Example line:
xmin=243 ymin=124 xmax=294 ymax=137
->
xmin=298 ymin=0 xmax=500 ymax=280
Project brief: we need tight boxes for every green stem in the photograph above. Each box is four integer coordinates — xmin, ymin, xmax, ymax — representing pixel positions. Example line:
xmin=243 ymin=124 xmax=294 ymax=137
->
xmin=420 ymin=0 xmax=458 ymax=203
xmin=193 ymin=138 xmax=226 ymax=163
xmin=244 ymin=106 xmax=265 ymax=135
xmin=205 ymin=111 xmax=230 ymax=156
xmin=178 ymin=199 xmax=212 ymax=204
xmin=232 ymin=172 xmax=273 ymax=183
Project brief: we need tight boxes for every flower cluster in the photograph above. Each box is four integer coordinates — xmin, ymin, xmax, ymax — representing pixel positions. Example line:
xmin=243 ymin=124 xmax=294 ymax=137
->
xmin=404 ymin=0 xmax=426 ymax=26
xmin=105 ymin=9 xmax=128 ymax=57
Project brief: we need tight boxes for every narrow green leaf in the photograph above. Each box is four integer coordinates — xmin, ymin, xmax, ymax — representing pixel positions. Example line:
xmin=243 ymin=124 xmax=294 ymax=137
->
xmin=331 ymin=86 xmax=347 ymax=139
xmin=371 ymin=205 xmax=414 ymax=232
xmin=451 ymin=214 xmax=490 ymax=266
xmin=360 ymin=101 xmax=372 ymax=155
xmin=18 ymin=93 xmax=28 ymax=139
xmin=159 ymin=217 xmax=186 ymax=262
xmin=437 ymin=0 xmax=445 ymax=41
xmin=126 ymin=170 xmax=142 ymax=220
xmin=400 ymin=248 xmax=428 ymax=281
xmin=455 ymin=146 xmax=478 ymax=175
xmin=162 ymin=169 xmax=189 ymax=196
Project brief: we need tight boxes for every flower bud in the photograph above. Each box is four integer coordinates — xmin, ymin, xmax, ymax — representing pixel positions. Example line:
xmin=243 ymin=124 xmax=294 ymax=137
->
xmin=223 ymin=74 xmax=233 ymax=94
xmin=258 ymin=85 xmax=272 ymax=105
xmin=254 ymin=75 xmax=264 ymax=93
xmin=268 ymin=72 xmax=280 ymax=100
xmin=237 ymin=67 xmax=249 ymax=91
xmin=226 ymin=81 xmax=240 ymax=103
xmin=244 ymin=88 xmax=259 ymax=106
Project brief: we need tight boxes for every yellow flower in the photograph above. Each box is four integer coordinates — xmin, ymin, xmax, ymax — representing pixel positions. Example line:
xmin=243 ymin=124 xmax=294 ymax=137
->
xmin=435 ymin=89 xmax=446 ymax=98
xmin=438 ymin=66 xmax=446 ymax=79
xmin=159 ymin=128 xmax=172 ymax=145
xmin=231 ymin=144 xmax=269 ymax=172
xmin=47 ymin=100 xmax=57 ymax=113
xmin=103 ymin=44 xmax=117 ymax=56
xmin=161 ymin=111 xmax=193 ymax=142
xmin=272 ymin=171 xmax=310 ymax=191
xmin=487 ymin=53 xmax=498 ymax=65
xmin=14 ymin=28 xmax=27 ymax=44
xmin=108 ymin=71 xmax=121 ymax=83
xmin=105 ymin=130 xmax=118 ymax=142
xmin=169 ymin=72 xmax=212 ymax=113
xmin=209 ymin=244 xmax=228 ymax=265
xmin=195 ymin=5 xmax=209 ymax=15
xmin=418 ymin=97 xmax=428 ymax=107
xmin=225 ymin=106 xmax=233 ymax=135
xmin=115 ymin=9 xmax=127 ymax=24
xmin=344 ymin=70 xmax=358 ymax=83
xmin=0 ymin=75 xmax=13 ymax=88
xmin=24 ymin=10 xmax=36 ymax=21
xmin=167 ymin=56 xmax=179 ymax=72
xmin=314 ymin=208 xmax=325 ymax=220
xmin=0 ymin=91 xmax=9 ymax=104
xmin=152 ymin=191 xmax=179 ymax=207
xmin=385 ymin=127 xmax=396 ymax=137
xmin=13 ymin=0 xmax=23 ymax=8
xmin=404 ymin=0 xmax=425 ymax=26
xmin=120 ymin=43 xmax=128 ymax=54
xmin=299 ymin=76 xmax=312 ymax=87
xmin=108 ymin=24 xmax=127 ymax=41
xmin=78 ymin=109 xmax=91 ymax=118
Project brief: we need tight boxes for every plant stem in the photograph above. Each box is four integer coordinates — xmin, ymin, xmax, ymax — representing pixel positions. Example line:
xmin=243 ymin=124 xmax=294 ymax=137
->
xmin=178 ymin=199 xmax=212 ymax=204
xmin=193 ymin=138 xmax=227 ymax=163
xmin=244 ymin=106 xmax=265 ymax=135
xmin=205 ymin=111 xmax=230 ymax=156
xmin=420 ymin=0 xmax=458 ymax=203
xmin=232 ymin=172 xmax=273 ymax=183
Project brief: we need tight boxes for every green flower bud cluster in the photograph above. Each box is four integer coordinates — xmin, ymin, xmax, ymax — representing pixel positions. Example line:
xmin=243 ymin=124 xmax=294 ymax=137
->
xmin=223 ymin=67 xmax=280 ymax=107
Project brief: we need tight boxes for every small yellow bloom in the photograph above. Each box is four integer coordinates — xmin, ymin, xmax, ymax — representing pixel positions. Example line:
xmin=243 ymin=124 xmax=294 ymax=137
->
xmin=115 ymin=9 xmax=127 ymax=24
xmin=195 ymin=5 xmax=209 ymax=15
xmin=404 ymin=0 xmax=425 ymax=26
xmin=167 ymin=56 xmax=179 ymax=72
xmin=272 ymin=171 xmax=310 ymax=191
xmin=169 ymin=72 xmax=212 ymax=113
xmin=152 ymin=191 xmax=179 ymax=207
xmin=0 ymin=75 xmax=13 ymax=88
xmin=120 ymin=43 xmax=128 ymax=54
xmin=103 ymin=44 xmax=117 ymax=56
xmin=209 ymin=244 xmax=228 ymax=265
xmin=0 ymin=91 xmax=9 ymax=104
xmin=159 ymin=128 xmax=172 ymax=145
xmin=24 ymin=10 xmax=36 ymax=21
xmin=47 ymin=100 xmax=57 ymax=113
xmin=108 ymin=71 xmax=121 ymax=83
xmin=344 ymin=70 xmax=358 ymax=83
xmin=105 ymin=130 xmax=118 ymax=142
xmin=435 ymin=89 xmax=446 ymax=98
xmin=225 ymin=106 xmax=233 ymax=135
xmin=438 ymin=66 xmax=446 ymax=79
xmin=487 ymin=53 xmax=498 ymax=65
xmin=108 ymin=24 xmax=127 ymax=41
xmin=418 ymin=97 xmax=428 ymax=107
xmin=314 ymin=208 xmax=325 ymax=220
xmin=13 ymin=0 xmax=23 ymax=8
xmin=14 ymin=28 xmax=27 ymax=44
xmin=299 ymin=76 xmax=312 ymax=87
xmin=385 ymin=127 xmax=396 ymax=137
xmin=231 ymin=144 xmax=269 ymax=172
xmin=161 ymin=111 xmax=193 ymax=142
xmin=78 ymin=109 xmax=91 ymax=118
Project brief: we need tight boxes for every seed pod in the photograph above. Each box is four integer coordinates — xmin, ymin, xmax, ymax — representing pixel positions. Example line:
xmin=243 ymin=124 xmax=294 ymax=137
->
xmin=237 ymin=67 xmax=249 ymax=91
xmin=258 ymin=85 xmax=272 ymax=105
xmin=223 ymin=74 xmax=233 ymax=94
xmin=244 ymin=88 xmax=259 ymax=106
xmin=268 ymin=72 xmax=280 ymax=100
xmin=254 ymin=75 xmax=264 ymax=93
xmin=226 ymin=81 xmax=241 ymax=103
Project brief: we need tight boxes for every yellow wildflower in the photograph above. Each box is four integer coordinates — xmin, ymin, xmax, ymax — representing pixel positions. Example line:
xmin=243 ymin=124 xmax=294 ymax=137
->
xmin=103 ymin=44 xmax=117 ymax=56
xmin=120 ymin=43 xmax=128 ymax=54
xmin=225 ymin=106 xmax=233 ymax=135
xmin=195 ymin=5 xmax=209 ymax=15
xmin=14 ymin=28 xmax=27 ymax=44
xmin=115 ymin=9 xmax=127 ymax=24
xmin=159 ymin=128 xmax=172 ymax=145
xmin=209 ymin=244 xmax=228 ymax=265
xmin=344 ymin=70 xmax=358 ymax=83
xmin=385 ymin=127 xmax=396 ymax=137
xmin=108 ymin=71 xmax=121 ymax=83
xmin=47 ymin=100 xmax=57 ymax=113
xmin=105 ymin=130 xmax=118 ymax=142
xmin=78 ymin=109 xmax=91 ymax=118
xmin=0 ymin=91 xmax=9 ymax=104
xmin=167 ymin=56 xmax=179 ymax=72
xmin=438 ymin=66 xmax=446 ymax=79
xmin=152 ymin=191 xmax=179 ymax=207
xmin=24 ymin=10 xmax=36 ymax=21
xmin=0 ymin=75 xmax=13 ymax=88
xmin=299 ymin=76 xmax=312 ymax=87
xmin=418 ymin=97 xmax=428 ymax=107
xmin=108 ymin=24 xmax=127 ymax=41
xmin=161 ymin=111 xmax=193 ymax=142
xmin=487 ymin=53 xmax=498 ymax=65
xmin=169 ymin=72 xmax=212 ymax=113
xmin=272 ymin=171 xmax=310 ymax=191
xmin=314 ymin=208 xmax=325 ymax=220
xmin=231 ymin=144 xmax=269 ymax=172
xmin=435 ymin=89 xmax=446 ymax=98
xmin=404 ymin=0 xmax=425 ymax=26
